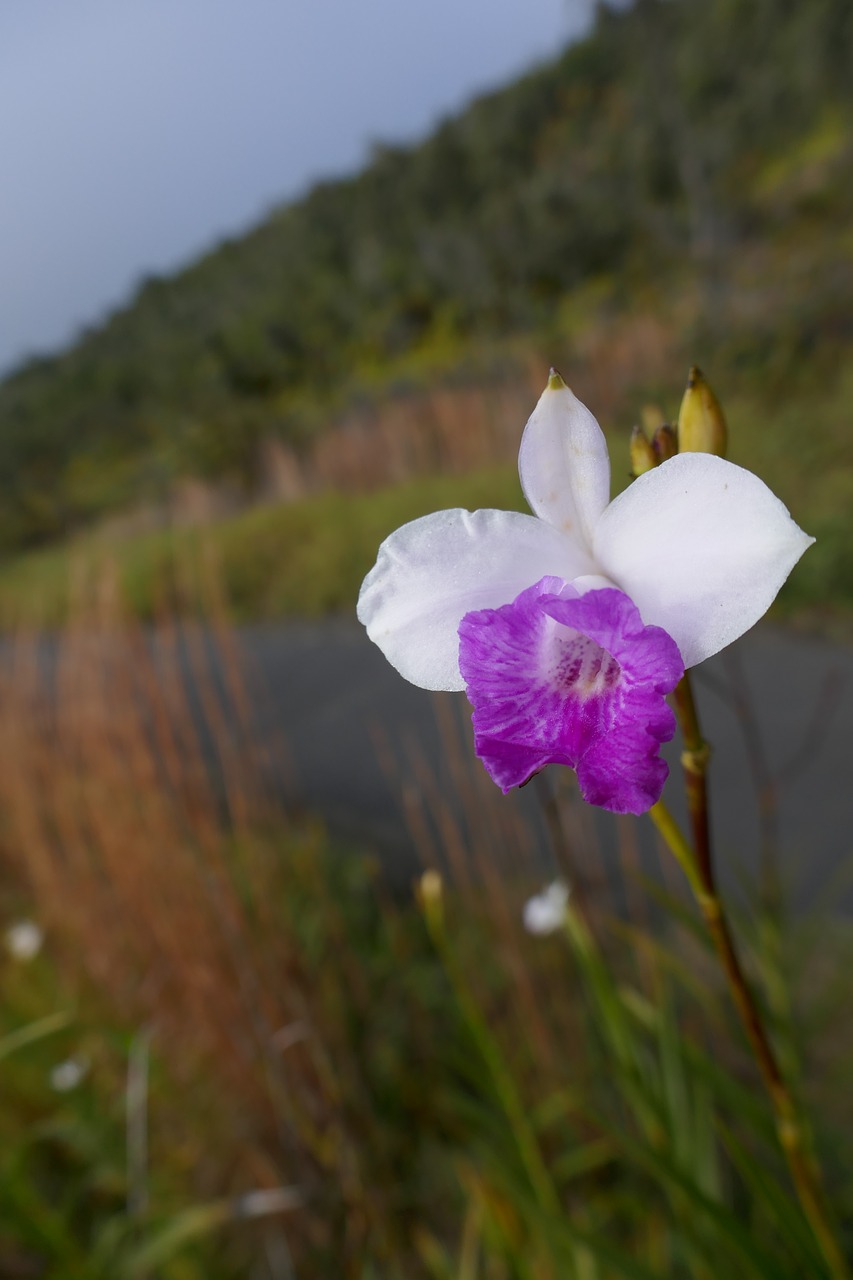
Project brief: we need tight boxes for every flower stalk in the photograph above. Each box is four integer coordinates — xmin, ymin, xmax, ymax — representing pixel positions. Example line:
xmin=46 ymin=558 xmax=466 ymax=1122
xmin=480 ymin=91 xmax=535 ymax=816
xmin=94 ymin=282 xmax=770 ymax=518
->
xmin=673 ymin=674 xmax=713 ymax=885
xmin=650 ymin=674 xmax=848 ymax=1280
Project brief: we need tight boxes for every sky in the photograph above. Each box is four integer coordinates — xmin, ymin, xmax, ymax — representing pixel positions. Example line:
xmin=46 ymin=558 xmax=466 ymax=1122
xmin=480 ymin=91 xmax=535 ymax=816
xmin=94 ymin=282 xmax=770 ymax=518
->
xmin=0 ymin=0 xmax=594 ymax=375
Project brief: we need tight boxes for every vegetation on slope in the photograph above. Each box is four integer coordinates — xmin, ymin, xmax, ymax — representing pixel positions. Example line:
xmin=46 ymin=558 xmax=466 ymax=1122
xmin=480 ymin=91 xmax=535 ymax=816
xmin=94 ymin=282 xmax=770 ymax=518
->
xmin=2 ymin=361 xmax=852 ymax=633
xmin=0 ymin=0 xmax=851 ymax=556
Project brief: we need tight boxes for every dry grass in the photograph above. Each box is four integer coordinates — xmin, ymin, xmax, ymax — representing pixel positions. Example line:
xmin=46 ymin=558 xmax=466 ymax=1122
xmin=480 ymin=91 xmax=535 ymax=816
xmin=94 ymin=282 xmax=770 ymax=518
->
xmin=4 ymin=549 xmax=844 ymax=1274
xmin=0 ymin=566 xmax=594 ymax=1269
xmin=0 ymin=555 xmax=688 ymax=1270
xmin=259 ymin=313 xmax=676 ymax=505
xmin=0 ymin=570 xmax=423 ymax=1266
xmin=92 ymin=311 xmax=677 ymax=538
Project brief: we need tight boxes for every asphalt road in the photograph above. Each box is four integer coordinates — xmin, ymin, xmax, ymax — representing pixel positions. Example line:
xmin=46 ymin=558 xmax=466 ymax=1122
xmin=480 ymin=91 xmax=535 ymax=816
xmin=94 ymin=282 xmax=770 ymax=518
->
xmin=240 ymin=618 xmax=853 ymax=909
xmin=4 ymin=617 xmax=848 ymax=910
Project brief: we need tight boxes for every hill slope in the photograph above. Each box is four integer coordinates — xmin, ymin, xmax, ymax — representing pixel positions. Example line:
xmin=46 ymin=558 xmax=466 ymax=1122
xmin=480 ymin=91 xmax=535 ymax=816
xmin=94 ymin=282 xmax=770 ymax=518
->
xmin=0 ymin=0 xmax=851 ymax=555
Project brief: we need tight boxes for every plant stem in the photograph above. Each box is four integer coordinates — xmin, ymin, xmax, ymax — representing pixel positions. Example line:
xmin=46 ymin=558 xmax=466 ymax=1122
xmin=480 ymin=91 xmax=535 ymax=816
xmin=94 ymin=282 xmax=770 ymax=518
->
xmin=420 ymin=881 xmax=562 ymax=1219
xmin=648 ymin=670 xmax=848 ymax=1280
xmin=672 ymin=676 xmax=713 ymax=885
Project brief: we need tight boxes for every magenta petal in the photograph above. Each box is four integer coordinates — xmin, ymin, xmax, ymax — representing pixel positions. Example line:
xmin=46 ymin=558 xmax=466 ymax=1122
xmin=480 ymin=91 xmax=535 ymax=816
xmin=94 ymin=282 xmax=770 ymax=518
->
xmin=577 ymin=686 xmax=675 ymax=813
xmin=458 ymin=580 xmax=684 ymax=814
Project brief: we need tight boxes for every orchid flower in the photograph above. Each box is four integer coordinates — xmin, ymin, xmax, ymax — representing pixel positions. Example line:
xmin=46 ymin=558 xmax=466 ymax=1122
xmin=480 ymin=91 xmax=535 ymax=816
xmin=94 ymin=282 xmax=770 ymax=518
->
xmin=357 ymin=374 xmax=813 ymax=814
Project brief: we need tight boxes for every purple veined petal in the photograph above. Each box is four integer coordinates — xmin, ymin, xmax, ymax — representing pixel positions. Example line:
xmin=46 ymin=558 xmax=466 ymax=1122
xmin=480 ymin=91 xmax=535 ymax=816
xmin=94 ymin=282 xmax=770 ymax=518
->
xmin=577 ymin=685 xmax=676 ymax=813
xmin=539 ymin=587 xmax=683 ymax=815
xmin=518 ymin=377 xmax=611 ymax=553
xmin=458 ymin=581 xmax=682 ymax=812
xmin=357 ymin=509 xmax=594 ymax=692
xmin=593 ymin=453 xmax=815 ymax=669
xmin=540 ymin=587 xmax=684 ymax=693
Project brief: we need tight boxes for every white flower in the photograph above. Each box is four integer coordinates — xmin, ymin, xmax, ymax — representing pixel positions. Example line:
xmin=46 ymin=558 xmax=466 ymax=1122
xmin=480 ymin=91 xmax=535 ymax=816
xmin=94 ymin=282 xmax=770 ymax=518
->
xmin=5 ymin=919 xmax=43 ymax=962
xmin=50 ymin=1056 xmax=89 ymax=1092
xmin=357 ymin=374 xmax=813 ymax=691
xmin=523 ymin=880 xmax=570 ymax=934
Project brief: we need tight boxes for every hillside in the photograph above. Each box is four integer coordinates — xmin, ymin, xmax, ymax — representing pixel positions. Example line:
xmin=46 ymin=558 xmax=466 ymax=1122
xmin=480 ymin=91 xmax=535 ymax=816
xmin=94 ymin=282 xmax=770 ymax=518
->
xmin=0 ymin=0 xmax=851 ymax=556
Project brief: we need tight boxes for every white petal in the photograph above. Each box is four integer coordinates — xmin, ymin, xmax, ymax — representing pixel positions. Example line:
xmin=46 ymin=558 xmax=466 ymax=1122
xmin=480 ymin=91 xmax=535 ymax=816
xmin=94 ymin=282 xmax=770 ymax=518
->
xmin=594 ymin=454 xmax=815 ymax=668
xmin=357 ymin=508 xmax=593 ymax=691
xmin=570 ymin=573 xmax=618 ymax=594
xmin=518 ymin=378 xmax=611 ymax=550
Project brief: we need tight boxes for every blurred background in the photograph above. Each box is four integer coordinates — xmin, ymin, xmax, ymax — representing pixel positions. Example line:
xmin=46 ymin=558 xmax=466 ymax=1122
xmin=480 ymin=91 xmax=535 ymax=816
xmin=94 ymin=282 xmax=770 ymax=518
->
xmin=0 ymin=0 xmax=852 ymax=1274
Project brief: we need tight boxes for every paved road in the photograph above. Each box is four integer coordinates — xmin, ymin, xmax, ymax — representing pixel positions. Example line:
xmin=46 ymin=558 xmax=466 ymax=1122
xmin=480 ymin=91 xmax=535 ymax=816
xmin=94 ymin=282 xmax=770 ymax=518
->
xmin=240 ymin=619 xmax=853 ymax=909
xmin=5 ymin=617 xmax=848 ymax=909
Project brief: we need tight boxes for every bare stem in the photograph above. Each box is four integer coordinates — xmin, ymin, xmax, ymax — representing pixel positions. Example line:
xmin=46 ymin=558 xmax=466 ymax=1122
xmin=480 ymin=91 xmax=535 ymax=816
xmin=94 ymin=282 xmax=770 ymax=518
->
xmin=648 ymin=670 xmax=848 ymax=1279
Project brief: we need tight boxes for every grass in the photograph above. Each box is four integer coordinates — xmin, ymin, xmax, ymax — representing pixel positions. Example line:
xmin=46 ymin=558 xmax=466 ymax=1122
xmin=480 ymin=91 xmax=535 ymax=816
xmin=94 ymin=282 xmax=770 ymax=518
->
xmin=0 ymin=578 xmax=850 ymax=1275
xmin=1 ymin=291 xmax=852 ymax=1271
xmin=0 ymin=464 xmax=525 ymax=629
xmin=2 ymin=357 xmax=853 ymax=636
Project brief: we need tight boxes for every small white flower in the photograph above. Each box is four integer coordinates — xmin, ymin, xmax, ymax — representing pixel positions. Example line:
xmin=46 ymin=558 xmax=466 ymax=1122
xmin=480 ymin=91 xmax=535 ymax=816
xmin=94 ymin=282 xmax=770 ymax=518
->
xmin=523 ymin=880 xmax=570 ymax=935
xmin=5 ymin=919 xmax=43 ymax=962
xmin=50 ymin=1056 xmax=89 ymax=1092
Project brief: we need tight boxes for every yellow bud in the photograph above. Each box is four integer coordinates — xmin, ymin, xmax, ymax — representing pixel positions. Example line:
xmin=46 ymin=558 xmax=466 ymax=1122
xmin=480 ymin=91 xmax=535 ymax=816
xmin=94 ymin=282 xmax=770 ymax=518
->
xmin=630 ymin=425 xmax=658 ymax=477
xmin=417 ymin=870 xmax=444 ymax=931
xmin=640 ymin=403 xmax=666 ymax=434
xmin=652 ymin=423 xmax=678 ymax=462
xmin=677 ymin=366 xmax=727 ymax=457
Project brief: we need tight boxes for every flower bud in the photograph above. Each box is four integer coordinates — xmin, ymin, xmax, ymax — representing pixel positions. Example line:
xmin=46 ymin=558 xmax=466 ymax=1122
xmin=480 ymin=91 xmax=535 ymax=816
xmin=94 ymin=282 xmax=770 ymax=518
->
xmin=652 ymin=423 xmax=678 ymax=462
xmin=641 ymin=404 xmax=666 ymax=434
xmin=417 ymin=870 xmax=444 ymax=932
xmin=630 ymin=425 xmax=657 ymax=477
xmin=677 ymin=366 xmax=727 ymax=457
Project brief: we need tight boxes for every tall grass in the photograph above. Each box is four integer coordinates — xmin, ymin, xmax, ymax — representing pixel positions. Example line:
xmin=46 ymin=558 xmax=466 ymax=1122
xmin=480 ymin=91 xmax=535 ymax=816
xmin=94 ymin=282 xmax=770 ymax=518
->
xmin=0 ymin=572 xmax=435 ymax=1273
xmin=0 ymin=569 xmax=850 ymax=1275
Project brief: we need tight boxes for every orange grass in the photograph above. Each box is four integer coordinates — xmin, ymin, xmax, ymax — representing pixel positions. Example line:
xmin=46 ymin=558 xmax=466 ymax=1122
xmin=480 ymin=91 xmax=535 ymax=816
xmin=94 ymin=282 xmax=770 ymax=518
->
xmin=0 ymin=570 xmax=424 ymax=1263
xmin=0 ymin=557 xmax=720 ymax=1273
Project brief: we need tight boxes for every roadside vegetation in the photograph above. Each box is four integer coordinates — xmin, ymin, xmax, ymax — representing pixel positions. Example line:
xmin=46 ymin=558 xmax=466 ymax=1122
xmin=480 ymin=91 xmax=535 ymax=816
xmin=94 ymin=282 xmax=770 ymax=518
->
xmin=1 ymin=584 xmax=851 ymax=1275
xmin=1 ymin=0 xmax=852 ymax=1272
xmin=0 ymin=351 xmax=851 ymax=635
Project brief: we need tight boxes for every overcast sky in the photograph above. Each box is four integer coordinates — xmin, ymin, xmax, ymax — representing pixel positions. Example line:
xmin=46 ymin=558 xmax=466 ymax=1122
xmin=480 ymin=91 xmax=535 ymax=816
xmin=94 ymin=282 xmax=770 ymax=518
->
xmin=0 ymin=0 xmax=594 ymax=375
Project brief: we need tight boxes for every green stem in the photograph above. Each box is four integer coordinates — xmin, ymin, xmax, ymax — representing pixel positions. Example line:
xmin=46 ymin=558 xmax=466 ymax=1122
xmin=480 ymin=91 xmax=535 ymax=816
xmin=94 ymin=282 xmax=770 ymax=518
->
xmin=421 ymin=886 xmax=561 ymax=1219
xmin=647 ymin=670 xmax=848 ymax=1279
xmin=673 ymin=676 xmax=713 ymax=885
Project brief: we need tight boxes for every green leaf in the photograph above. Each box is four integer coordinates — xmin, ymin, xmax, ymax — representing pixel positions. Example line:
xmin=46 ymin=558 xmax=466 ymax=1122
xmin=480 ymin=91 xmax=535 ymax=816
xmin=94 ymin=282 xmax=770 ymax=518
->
xmin=0 ymin=1010 xmax=74 ymax=1061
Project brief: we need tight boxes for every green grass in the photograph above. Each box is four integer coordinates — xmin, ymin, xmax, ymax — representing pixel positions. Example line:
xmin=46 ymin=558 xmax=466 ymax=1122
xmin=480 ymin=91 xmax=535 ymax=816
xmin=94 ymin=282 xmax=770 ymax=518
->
xmin=723 ymin=364 xmax=853 ymax=632
xmin=0 ymin=465 xmax=525 ymax=629
xmin=3 ymin=844 xmax=852 ymax=1278
xmin=1 ymin=362 xmax=852 ymax=635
